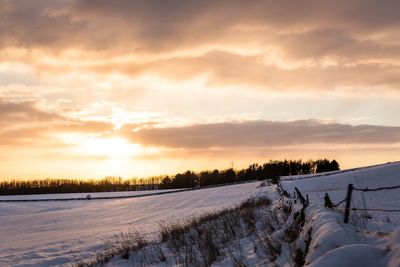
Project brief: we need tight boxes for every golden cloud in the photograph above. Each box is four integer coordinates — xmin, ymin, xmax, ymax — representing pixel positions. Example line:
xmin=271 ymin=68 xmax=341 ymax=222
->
xmin=1 ymin=0 xmax=400 ymax=91
xmin=0 ymin=99 xmax=114 ymax=146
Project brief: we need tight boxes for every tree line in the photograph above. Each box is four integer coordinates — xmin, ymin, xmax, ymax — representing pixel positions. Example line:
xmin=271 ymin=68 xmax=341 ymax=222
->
xmin=160 ymin=159 xmax=339 ymax=188
xmin=0 ymin=159 xmax=339 ymax=195
xmin=0 ymin=177 xmax=163 ymax=196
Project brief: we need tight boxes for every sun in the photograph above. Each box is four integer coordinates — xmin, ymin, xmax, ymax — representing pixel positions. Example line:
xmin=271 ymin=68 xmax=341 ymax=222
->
xmin=62 ymin=134 xmax=142 ymax=158
xmin=82 ymin=137 xmax=141 ymax=158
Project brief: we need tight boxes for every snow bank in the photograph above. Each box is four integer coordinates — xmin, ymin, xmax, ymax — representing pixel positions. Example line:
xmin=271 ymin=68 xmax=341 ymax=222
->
xmin=298 ymin=205 xmax=400 ymax=267
xmin=302 ymin=205 xmax=359 ymax=263
xmin=281 ymin=162 xmax=400 ymax=226
xmin=309 ymin=244 xmax=387 ymax=267
xmin=280 ymin=162 xmax=400 ymax=267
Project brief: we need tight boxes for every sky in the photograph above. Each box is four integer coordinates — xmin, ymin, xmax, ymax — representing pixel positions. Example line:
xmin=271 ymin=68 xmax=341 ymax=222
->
xmin=1 ymin=0 xmax=400 ymax=179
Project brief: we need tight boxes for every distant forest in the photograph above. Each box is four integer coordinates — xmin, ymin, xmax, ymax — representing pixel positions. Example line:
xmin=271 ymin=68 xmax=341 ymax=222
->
xmin=0 ymin=159 xmax=339 ymax=195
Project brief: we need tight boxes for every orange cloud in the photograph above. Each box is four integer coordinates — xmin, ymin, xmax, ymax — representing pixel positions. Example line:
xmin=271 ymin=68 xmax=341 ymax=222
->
xmin=0 ymin=99 xmax=114 ymax=146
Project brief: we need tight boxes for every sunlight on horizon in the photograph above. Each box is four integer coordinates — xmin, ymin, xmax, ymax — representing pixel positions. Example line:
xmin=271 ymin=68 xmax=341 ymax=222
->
xmin=61 ymin=135 xmax=142 ymax=158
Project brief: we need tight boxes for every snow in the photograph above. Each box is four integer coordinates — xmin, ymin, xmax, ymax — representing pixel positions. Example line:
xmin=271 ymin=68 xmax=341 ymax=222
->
xmin=0 ymin=189 xmax=181 ymax=201
xmin=0 ymin=182 xmax=263 ymax=266
xmin=309 ymin=244 xmax=387 ymax=267
xmin=293 ymin=205 xmax=400 ymax=267
xmin=280 ymin=162 xmax=400 ymax=267
xmin=1 ymin=162 xmax=399 ymax=267
xmin=102 ymin=184 xmax=278 ymax=267
xmin=281 ymin=161 xmax=400 ymax=227
xmin=102 ymin=162 xmax=400 ymax=267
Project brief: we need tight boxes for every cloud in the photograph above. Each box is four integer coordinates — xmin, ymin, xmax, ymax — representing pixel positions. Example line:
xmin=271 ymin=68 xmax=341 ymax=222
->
xmin=2 ymin=1 xmax=400 ymax=91
xmin=2 ymin=0 xmax=399 ymax=51
xmin=0 ymin=99 xmax=61 ymax=122
xmin=82 ymin=50 xmax=400 ymax=90
xmin=2 ymin=1 xmax=400 ymax=178
xmin=195 ymin=52 xmax=400 ymax=90
xmin=121 ymin=120 xmax=400 ymax=149
xmin=0 ymin=99 xmax=114 ymax=146
xmin=276 ymin=28 xmax=400 ymax=62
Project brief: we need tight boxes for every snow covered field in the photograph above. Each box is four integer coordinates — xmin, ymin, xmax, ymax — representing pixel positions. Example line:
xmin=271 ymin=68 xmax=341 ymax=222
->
xmin=1 ymin=162 xmax=399 ymax=267
xmin=101 ymin=162 xmax=400 ymax=267
xmin=0 ymin=189 xmax=181 ymax=201
xmin=280 ymin=162 xmax=400 ymax=267
xmin=281 ymin=162 xmax=400 ymax=228
xmin=0 ymin=182 xmax=263 ymax=266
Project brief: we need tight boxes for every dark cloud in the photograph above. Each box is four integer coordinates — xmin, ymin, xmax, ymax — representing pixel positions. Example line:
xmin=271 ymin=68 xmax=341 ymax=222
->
xmin=1 ymin=0 xmax=399 ymax=53
xmin=1 ymin=0 xmax=81 ymax=48
xmin=276 ymin=28 xmax=400 ymax=61
xmin=121 ymin=120 xmax=400 ymax=148
xmin=0 ymin=99 xmax=61 ymax=122
xmin=72 ymin=0 xmax=400 ymax=50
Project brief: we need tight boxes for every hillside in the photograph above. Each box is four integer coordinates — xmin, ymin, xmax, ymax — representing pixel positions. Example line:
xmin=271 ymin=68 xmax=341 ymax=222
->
xmin=0 ymin=182 xmax=264 ymax=266
xmin=280 ymin=161 xmax=400 ymax=267
xmin=97 ymin=162 xmax=400 ymax=267
xmin=0 ymin=162 xmax=399 ymax=266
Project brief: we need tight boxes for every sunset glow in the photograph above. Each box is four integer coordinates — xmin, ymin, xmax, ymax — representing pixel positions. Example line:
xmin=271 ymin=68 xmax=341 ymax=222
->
xmin=63 ymin=135 xmax=142 ymax=158
xmin=1 ymin=0 xmax=400 ymax=179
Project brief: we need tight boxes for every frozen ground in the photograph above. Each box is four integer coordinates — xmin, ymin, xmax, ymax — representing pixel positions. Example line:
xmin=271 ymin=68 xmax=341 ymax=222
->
xmin=103 ymin=162 xmax=400 ymax=267
xmin=281 ymin=161 xmax=400 ymax=229
xmin=0 ymin=189 xmax=181 ymax=201
xmin=1 ymin=162 xmax=399 ymax=267
xmin=0 ymin=182 xmax=262 ymax=266
xmin=280 ymin=161 xmax=400 ymax=267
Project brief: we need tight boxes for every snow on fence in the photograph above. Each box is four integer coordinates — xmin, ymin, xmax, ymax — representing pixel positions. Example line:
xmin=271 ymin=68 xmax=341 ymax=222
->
xmin=277 ymin=181 xmax=309 ymax=208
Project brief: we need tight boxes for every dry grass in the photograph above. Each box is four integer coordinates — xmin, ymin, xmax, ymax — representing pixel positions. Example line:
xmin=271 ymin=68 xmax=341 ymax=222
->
xmin=72 ymin=227 xmax=148 ymax=267
xmin=72 ymin=195 xmax=314 ymax=267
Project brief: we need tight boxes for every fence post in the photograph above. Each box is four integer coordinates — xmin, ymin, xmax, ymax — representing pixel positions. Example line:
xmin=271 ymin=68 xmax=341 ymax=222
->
xmin=295 ymin=187 xmax=306 ymax=206
xmin=324 ymin=193 xmax=333 ymax=208
xmin=344 ymin=184 xmax=353 ymax=223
